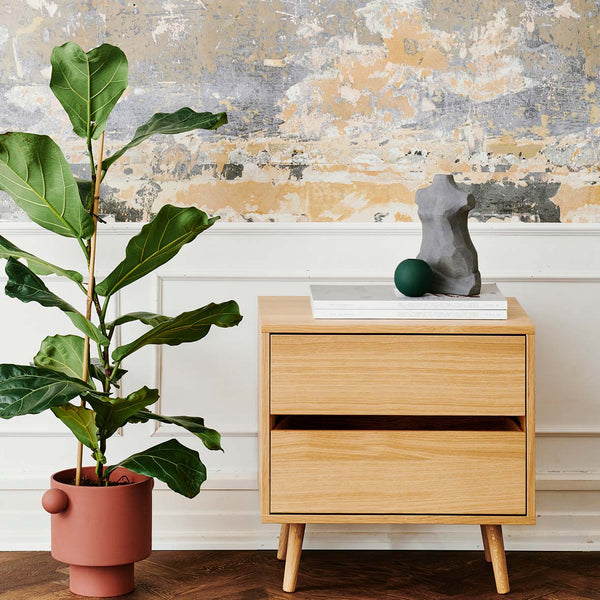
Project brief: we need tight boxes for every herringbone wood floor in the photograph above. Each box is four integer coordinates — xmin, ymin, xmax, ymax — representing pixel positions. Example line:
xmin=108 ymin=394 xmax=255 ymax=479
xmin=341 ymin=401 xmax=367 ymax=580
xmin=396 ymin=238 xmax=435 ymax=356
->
xmin=0 ymin=550 xmax=598 ymax=599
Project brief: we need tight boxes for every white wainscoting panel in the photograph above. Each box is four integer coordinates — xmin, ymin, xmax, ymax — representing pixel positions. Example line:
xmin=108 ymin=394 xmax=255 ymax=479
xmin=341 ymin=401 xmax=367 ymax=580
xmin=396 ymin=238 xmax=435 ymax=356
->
xmin=0 ymin=222 xmax=599 ymax=551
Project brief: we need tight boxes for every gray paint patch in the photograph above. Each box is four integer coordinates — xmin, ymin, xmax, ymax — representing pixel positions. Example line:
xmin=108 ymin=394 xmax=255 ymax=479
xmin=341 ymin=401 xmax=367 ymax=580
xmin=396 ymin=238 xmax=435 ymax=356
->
xmin=459 ymin=178 xmax=561 ymax=223
xmin=99 ymin=181 xmax=160 ymax=222
xmin=221 ymin=163 xmax=244 ymax=180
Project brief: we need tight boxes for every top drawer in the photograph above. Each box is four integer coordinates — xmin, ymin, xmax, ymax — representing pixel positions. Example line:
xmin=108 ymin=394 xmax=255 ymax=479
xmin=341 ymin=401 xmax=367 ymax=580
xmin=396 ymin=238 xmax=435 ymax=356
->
xmin=270 ymin=334 xmax=525 ymax=415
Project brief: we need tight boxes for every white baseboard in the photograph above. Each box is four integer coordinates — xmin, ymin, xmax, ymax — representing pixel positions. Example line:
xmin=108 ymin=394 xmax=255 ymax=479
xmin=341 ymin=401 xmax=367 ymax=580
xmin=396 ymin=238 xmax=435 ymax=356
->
xmin=3 ymin=525 xmax=599 ymax=552
xmin=2 ymin=483 xmax=599 ymax=551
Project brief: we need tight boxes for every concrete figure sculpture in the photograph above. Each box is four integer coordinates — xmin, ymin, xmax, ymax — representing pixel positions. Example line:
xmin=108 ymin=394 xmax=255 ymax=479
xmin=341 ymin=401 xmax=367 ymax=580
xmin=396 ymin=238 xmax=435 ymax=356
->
xmin=416 ymin=174 xmax=481 ymax=296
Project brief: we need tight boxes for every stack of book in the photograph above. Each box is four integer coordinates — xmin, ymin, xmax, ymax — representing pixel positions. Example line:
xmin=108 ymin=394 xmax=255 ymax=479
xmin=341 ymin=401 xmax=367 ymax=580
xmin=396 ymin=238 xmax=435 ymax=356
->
xmin=310 ymin=283 xmax=508 ymax=320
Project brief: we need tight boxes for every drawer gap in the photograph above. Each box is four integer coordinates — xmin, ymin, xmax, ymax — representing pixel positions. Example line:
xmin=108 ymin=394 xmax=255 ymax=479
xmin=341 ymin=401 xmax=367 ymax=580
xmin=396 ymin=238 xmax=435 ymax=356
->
xmin=273 ymin=415 xmax=523 ymax=432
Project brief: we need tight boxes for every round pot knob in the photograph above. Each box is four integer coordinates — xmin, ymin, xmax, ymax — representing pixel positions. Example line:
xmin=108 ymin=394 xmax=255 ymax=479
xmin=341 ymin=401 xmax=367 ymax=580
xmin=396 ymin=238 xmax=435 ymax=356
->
xmin=42 ymin=488 xmax=69 ymax=514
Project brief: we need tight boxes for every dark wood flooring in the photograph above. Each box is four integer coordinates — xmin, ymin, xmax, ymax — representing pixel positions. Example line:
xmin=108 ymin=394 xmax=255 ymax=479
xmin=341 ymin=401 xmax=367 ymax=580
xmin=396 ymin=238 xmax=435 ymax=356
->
xmin=1 ymin=550 xmax=598 ymax=599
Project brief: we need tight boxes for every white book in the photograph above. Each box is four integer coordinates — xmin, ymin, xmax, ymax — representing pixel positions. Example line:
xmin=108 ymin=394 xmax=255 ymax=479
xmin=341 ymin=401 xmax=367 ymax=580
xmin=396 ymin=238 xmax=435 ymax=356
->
xmin=310 ymin=283 xmax=507 ymax=310
xmin=312 ymin=308 xmax=507 ymax=320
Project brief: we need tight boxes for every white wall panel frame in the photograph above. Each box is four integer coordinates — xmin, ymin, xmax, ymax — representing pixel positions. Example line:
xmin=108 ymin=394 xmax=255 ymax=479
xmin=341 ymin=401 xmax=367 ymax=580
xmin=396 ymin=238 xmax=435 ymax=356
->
xmin=0 ymin=222 xmax=599 ymax=550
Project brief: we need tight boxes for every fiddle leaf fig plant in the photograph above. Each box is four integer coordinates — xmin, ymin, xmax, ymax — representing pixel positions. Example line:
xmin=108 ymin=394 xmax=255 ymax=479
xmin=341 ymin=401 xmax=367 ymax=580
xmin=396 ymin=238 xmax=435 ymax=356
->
xmin=0 ymin=42 xmax=242 ymax=497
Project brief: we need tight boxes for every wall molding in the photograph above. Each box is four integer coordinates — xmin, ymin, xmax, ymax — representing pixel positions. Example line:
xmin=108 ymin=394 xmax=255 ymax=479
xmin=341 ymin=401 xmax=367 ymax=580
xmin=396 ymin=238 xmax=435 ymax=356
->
xmin=0 ymin=221 xmax=599 ymax=236
xmin=2 ymin=470 xmax=598 ymax=492
xmin=154 ymin=273 xmax=600 ymax=283
xmin=536 ymin=426 xmax=600 ymax=437
xmin=0 ymin=431 xmax=71 ymax=438
xmin=154 ymin=273 xmax=600 ymax=443
xmin=147 ymin=528 xmax=600 ymax=552
xmin=2 ymin=526 xmax=599 ymax=552
xmin=537 ymin=471 xmax=600 ymax=491
xmin=152 ymin=429 xmax=258 ymax=438
xmin=0 ymin=471 xmax=258 ymax=491
xmin=5 ymin=427 xmax=597 ymax=439
xmin=1 ymin=221 xmax=598 ymax=552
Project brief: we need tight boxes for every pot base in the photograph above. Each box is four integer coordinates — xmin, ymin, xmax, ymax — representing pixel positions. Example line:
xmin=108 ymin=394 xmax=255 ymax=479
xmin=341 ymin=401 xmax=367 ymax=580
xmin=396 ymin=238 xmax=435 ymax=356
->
xmin=70 ymin=563 xmax=134 ymax=597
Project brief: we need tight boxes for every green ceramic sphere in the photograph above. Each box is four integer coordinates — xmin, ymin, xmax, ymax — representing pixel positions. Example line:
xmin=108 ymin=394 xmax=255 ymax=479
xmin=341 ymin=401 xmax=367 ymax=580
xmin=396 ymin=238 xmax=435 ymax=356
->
xmin=394 ymin=259 xmax=433 ymax=297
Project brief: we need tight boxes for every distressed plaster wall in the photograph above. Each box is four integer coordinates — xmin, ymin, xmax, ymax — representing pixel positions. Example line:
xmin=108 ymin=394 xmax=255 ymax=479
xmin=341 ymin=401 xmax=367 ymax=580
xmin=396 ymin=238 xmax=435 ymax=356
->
xmin=1 ymin=0 xmax=599 ymax=223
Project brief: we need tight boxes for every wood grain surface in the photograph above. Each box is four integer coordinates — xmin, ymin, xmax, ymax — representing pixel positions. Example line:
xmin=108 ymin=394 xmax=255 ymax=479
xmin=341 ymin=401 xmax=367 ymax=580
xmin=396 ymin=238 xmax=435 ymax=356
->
xmin=270 ymin=429 xmax=526 ymax=515
xmin=1 ymin=550 xmax=597 ymax=600
xmin=259 ymin=296 xmax=535 ymax=527
xmin=270 ymin=333 xmax=526 ymax=415
xmin=526 ymin=333 xmax=536 ymax=522
xmin=259 ymin=296 xmax=535 ymax=334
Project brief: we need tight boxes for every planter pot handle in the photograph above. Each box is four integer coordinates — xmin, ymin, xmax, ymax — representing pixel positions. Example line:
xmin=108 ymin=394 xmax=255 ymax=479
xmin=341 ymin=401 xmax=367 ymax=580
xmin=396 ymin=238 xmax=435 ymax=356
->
xmin=42 ymin=488 xmax=69 ymax=514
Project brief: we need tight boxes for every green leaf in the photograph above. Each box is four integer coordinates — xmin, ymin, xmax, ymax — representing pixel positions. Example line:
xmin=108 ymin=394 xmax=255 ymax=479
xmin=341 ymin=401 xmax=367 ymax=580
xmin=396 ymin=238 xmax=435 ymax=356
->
xmin=96 ymin=205 xmax=218 ymax=298
xmin=52 ymin=403 xmax=99 ymax=450
xmin=34 ymin=334 xmax=91 ymax=383
xmin=107 ymin=311 xmax=170 ymax=331
xmin=0 ymin=364 xmax=93 ymax=418
xmin=5 ymin=258 xmax=108 ymax=345
xmin=89 ymin=359 xmax=127 ymax=386
xmin=102 ymin=108 xmax=227 ymax=171
xmin=86 ymin=386 xmax=158 ymax=438
xmin=50 ymin=42 xmax=128 ymax=140
xmin=76 ymin=179 xmax=93 ymax=212
xmin=105 ymin=439 xmax=206 ymax=498
xmin=0 ymin=235 xmax=83 ymax=285
xmin=112 ymin=300 xmax=242 ymax=362
xmin=132 ymin=409 xmax=222 ymax=451
xmin=0 ymin=133 xmax=94 ymax=238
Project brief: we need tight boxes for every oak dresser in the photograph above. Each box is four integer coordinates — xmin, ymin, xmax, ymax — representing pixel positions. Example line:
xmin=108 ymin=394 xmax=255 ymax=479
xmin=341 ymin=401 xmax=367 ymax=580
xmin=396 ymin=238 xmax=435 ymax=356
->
xmin=259 ymin=296 xmax=535 ymax=594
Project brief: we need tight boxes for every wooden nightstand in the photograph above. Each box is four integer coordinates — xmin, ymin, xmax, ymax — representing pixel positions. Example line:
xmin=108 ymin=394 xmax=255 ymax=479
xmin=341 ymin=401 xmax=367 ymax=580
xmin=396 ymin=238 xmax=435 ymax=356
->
xmin=259 ymin=296 xmax=535 ymax=595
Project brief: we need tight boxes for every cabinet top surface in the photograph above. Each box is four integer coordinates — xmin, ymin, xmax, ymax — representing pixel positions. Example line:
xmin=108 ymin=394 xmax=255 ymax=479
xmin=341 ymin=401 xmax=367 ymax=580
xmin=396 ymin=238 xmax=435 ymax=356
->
xmin=259 ymin=296 xmax=534 ymax=334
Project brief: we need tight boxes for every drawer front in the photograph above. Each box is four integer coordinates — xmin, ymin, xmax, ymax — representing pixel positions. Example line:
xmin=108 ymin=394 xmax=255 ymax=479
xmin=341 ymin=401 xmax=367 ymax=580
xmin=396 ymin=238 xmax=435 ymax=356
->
xmin=270 ymin=430 xmax=526 ymax=515
xmin=270 ymin=334 xmax=525 ymax=415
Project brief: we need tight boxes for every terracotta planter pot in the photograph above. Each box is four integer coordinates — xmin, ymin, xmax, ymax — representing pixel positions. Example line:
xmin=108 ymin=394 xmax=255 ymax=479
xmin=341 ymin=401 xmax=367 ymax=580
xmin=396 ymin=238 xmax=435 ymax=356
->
xmin=42 ymin=466 xmax=153 ymax=597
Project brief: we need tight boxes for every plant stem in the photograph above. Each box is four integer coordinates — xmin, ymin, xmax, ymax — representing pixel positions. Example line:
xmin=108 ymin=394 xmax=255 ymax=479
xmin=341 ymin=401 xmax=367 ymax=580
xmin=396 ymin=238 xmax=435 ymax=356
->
xmin=87 ymin=136 xmax=96 ymax=182
xmin=107 ymin=359 xmax=122 ymax=386
xmin=93 ymin=292 xmax=107 ymax=336
xmin=97 ymin=438 xmax=107 ymax=485
xmin=75 ymin=131 xmax=105 ymax=487
xmin=101 ymin=295 xmax=110 ymax=323
xmin=91 ymin=290 xmax=113 ymax=390
xmin=77 ymin=237 xmax=90 ymax=264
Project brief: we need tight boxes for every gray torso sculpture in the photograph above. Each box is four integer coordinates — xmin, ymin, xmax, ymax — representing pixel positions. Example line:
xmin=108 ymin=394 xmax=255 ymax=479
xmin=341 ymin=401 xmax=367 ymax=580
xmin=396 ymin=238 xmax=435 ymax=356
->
xmin=416 ymin=174 xmax=481 ymax=296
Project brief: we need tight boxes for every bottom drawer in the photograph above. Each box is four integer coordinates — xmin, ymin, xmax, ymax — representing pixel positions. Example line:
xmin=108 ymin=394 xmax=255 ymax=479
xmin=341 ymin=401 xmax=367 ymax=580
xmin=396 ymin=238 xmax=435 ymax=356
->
xmin=270 ymin=421 xmax=525 ymax=515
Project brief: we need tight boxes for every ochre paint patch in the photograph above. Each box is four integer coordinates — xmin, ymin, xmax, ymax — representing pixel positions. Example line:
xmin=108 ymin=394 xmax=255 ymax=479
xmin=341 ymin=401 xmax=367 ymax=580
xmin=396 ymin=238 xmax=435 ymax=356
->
xmin=171 ymin=180 xmax=415 ymax=222
xmin=1 ymin=0 xmax=598 ymax=222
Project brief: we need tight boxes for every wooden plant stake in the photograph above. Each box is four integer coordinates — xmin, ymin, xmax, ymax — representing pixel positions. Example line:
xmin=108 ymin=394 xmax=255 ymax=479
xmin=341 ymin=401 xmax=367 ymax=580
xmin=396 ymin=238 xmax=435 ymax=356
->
xmin=75 ymin=132 xmax=105 ymax=486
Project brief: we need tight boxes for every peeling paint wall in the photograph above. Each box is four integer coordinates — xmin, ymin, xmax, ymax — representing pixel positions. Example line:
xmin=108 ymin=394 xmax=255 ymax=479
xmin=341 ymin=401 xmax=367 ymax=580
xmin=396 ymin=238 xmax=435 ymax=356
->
xmin=1 ymin=0 xmax=599 ymax=222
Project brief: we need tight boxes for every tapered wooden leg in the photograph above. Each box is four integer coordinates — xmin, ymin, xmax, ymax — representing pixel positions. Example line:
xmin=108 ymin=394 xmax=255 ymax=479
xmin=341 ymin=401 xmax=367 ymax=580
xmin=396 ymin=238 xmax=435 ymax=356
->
xmin=483 ymin=524 xmax=510 ymax=594
xmin=282 ymin=523 xmax=305 ymax=593
xmin=277 ymin=524 xmax=290 ymax=560
xmin=480 ymin=525 xmax=491 ymax=563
